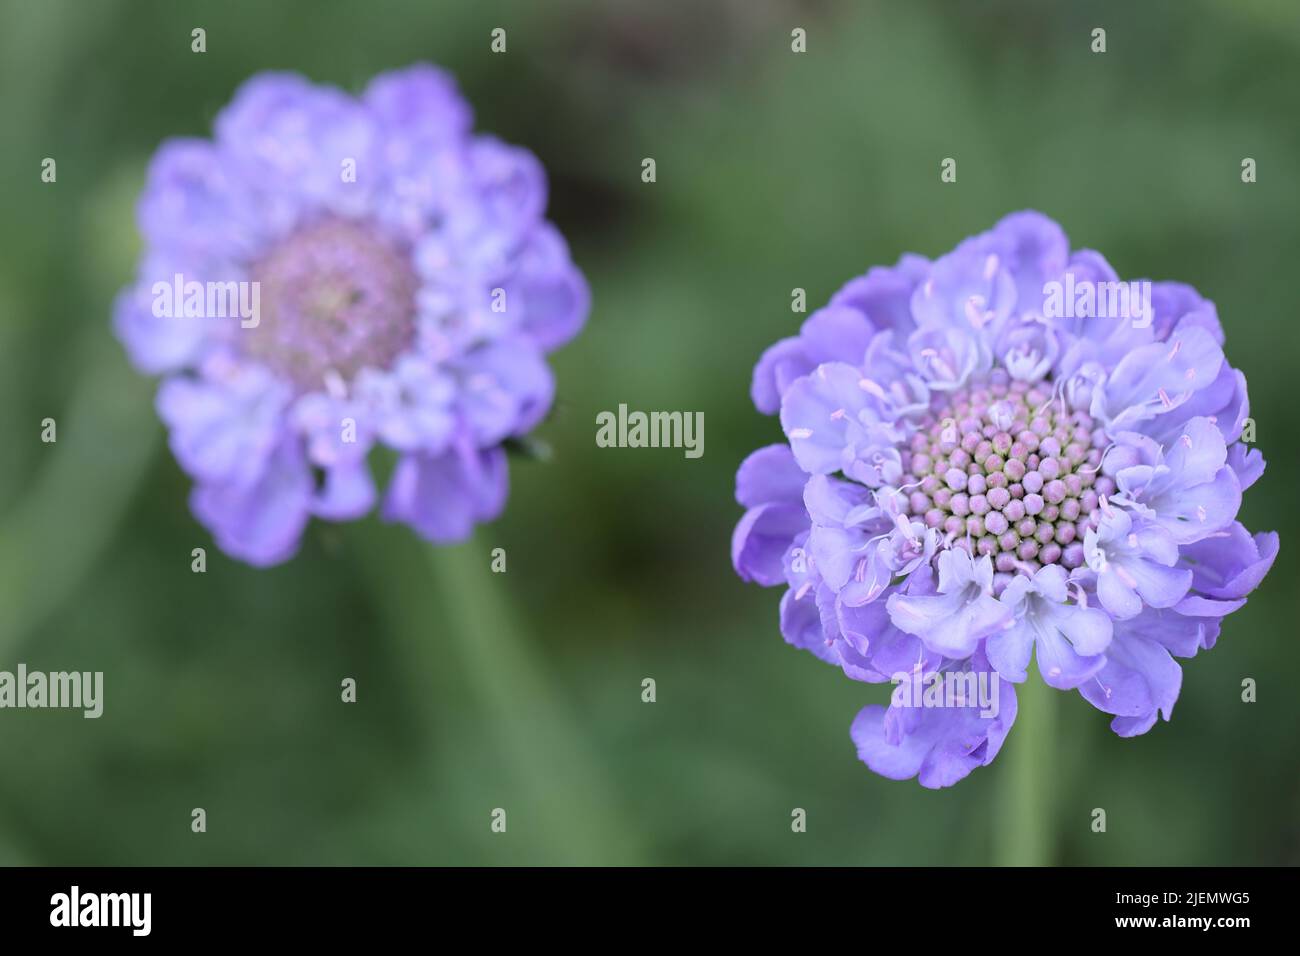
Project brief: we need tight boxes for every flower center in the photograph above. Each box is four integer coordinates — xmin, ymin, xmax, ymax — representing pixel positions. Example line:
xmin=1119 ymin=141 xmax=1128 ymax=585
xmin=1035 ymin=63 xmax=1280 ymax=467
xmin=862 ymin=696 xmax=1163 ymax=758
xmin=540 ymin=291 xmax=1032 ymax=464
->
xmin=245 ymin=218 xmax=419 ymax=390
xmin=897 ymin=370 xmax=1115 ymax=579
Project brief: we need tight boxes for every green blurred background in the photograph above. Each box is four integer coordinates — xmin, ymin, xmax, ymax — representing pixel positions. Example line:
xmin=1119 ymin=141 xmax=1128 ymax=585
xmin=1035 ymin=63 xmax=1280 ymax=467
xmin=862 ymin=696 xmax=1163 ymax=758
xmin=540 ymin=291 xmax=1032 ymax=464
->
xmin=0 ymin=0 xmax=1296 ymax=865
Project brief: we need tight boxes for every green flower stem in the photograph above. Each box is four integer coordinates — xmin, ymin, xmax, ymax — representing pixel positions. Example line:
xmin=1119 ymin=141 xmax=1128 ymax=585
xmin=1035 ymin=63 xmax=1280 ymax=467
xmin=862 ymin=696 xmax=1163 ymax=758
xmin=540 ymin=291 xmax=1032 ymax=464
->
xmin=996 ymin=670 xmax=1056 ymax=866
xmin=0 ymin=337 xmax=159 ymax=655
xmin=352 ymin=525 xmax=633 ymax=864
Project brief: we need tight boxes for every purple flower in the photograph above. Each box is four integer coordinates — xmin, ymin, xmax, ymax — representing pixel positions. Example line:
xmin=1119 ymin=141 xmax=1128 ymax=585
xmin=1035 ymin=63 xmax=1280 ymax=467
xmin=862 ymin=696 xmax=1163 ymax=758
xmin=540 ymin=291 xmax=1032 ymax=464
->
xmin=851 ymin=646 xmax=1017 ymax=788
xmin=988 ymin=564 xmax=1111 ymax=688
xmin=733 ymin=211 xmax=1278 ymax=787
xmin=885 ymin=549 xmax=1010 ymax=659
xmin=1082 ymin=504 xmax=1191 ymax=619
xmin=116 ymin=66 xmax=588 ymax=565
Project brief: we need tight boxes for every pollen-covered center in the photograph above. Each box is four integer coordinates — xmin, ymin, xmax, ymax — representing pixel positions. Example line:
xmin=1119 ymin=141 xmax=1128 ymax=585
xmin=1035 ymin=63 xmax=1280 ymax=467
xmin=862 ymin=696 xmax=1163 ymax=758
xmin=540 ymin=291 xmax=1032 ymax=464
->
xmin=246 ymin=218 xmax=419 ymax=390
xmin=898 ymin=371 xmax=1114 ymax=575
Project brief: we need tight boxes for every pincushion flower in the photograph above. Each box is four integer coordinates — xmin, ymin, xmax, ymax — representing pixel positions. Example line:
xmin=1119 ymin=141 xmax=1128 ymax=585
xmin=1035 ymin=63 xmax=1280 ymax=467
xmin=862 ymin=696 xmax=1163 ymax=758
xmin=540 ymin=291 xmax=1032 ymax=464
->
xmin=733 ymin=211 xmax=1277 ymax=788
xmin=115 ymin=65 xmax=588 ymax=565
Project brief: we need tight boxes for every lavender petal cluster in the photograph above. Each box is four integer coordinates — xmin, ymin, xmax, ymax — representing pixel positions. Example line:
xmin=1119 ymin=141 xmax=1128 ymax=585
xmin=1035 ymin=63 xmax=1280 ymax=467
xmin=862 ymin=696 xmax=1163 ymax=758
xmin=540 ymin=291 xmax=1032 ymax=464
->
xmin=733 ymin=211 xmax=1277 ymax=788
xmin=115 ymin=66 xmax=588 ymax=565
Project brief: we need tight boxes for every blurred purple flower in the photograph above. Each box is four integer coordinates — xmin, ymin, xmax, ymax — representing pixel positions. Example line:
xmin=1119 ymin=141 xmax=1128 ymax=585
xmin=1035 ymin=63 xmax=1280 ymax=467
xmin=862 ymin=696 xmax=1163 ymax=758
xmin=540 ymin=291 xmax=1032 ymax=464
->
xmin=734 ymin=211 xmax=1277 ymax=787
xmin=116 ymin=66 xmax=588 ymax=565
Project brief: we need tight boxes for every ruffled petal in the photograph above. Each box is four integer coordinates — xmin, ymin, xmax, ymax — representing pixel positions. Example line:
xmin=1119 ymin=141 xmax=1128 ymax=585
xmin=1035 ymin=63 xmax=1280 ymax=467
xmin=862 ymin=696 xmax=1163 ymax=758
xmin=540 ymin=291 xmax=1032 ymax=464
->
xmin=829 ymin=253 xmax=929 ymax=339
xmin=113 ymin=279 xmax=212 ymax=376
xmin=1182 ymin=523 xmax=1279 ymax=599
xmin=312 ymin=459 xmax=376 ymax=521
xmin=156 ymin=361 xmax=291 ymax=488
xmin=1079 ymin=626 xmax=1182 ymax=737
xmin=851 ymin=649 xmax=1017 ymax=788
xmin=735 ymin=444 xmax=806 ymax=509
xmin=382 ymin=442 xmax=508 ymax=542
xmin=732 ymin=503 xmax=808 ymax=586
xmin=779 ymin=585 xmax=839 ymax=664
xmin=751 ymin=337 xmax=812 ymax=415
xmin=1095 ymin=326 xmax=1224 ymax=432
xmin=503 ymin=224 xmax=589 ymax=352
xmin=779 ymin=362 xmax=877 ymax=474
xmin=190 ymin=436 xmax=313 ymax=566
xmin=215 ymin=72 xmax=379 ymax=225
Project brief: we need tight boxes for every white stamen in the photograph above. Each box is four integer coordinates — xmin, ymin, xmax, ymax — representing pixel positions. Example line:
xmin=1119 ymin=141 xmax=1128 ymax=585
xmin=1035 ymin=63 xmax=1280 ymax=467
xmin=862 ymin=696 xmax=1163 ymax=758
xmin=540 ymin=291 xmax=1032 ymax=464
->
xmin=323 ymin=368 xmax=348 ymax=400
xmin=859 ymin=378 xmax=888 ymax=401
